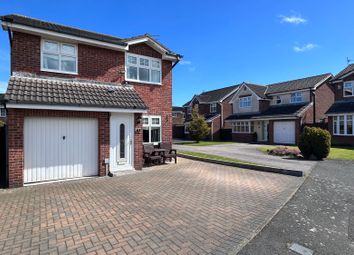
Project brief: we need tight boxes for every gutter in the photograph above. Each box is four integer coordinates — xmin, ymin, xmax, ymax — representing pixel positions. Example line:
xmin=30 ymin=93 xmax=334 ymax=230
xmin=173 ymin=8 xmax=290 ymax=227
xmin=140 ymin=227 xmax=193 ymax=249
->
xmin=172 ymin=55 xmax=182 ymax=69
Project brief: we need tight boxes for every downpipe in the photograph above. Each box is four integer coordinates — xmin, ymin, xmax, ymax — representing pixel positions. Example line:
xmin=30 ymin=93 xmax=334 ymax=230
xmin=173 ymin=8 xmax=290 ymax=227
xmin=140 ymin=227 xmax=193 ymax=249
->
xmin=105 ymin=159 xmax=113 ymax=177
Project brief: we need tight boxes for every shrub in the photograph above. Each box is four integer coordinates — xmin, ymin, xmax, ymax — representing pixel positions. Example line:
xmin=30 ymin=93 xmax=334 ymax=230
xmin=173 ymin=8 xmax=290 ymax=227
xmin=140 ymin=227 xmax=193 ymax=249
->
xmin=268 ymin=146 xmax=301 ymax=157
xmin=298 ymin=126 xmax=331 ymax=160
xmin=188 ymin=110 xmax=211 ymax=142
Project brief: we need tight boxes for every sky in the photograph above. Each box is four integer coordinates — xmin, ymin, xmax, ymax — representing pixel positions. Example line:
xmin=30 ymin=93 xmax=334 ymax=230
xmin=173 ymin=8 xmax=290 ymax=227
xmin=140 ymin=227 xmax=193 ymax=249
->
xmin=0 ymin=0 xmax=354 ymax=106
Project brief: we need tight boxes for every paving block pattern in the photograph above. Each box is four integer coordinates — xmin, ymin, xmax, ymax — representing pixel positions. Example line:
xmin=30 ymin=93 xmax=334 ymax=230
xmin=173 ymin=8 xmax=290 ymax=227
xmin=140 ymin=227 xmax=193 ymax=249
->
xmin=0 ymin=158 xmax=302 ymax=254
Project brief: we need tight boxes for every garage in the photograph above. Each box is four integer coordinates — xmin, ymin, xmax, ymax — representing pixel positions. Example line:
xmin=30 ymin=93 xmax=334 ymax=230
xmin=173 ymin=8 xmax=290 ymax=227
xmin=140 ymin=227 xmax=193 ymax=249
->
xmin=274 ymin=121 xmax=295 ymax=144
xmin=24 ymin=117 xmax=98 ymax=183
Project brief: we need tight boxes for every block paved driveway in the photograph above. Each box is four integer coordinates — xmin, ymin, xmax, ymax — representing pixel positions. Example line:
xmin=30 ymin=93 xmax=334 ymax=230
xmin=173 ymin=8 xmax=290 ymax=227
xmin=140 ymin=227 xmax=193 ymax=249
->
xmin=0 ymin=158 xmax=303 ymax=255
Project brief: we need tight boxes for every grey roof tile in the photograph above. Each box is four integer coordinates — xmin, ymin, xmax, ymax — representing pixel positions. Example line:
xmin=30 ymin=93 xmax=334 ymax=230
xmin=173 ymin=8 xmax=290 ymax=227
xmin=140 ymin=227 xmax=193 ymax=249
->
xmin=195 ymin=84 xmax=240 ymax=103
xmin=266 ymin=73 xmax=332 ymax=94
xmin=4 ymin=74 xmax=147 ymax=110
xmin=332 ymin=64 xmax=354 ymax=81
xmin=326 ymin=100 xmax=354 ymax=114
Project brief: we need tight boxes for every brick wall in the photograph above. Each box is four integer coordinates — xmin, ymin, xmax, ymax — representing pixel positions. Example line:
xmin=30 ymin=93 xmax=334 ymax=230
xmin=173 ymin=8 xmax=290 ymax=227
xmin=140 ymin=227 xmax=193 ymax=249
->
xmin=7 ymin=109 xmax=110 ymax=188
xmin=211 ymin=116 xmax=221 ymax=140
xmin=314 ymin=82 xmax=334 ymax=122
xmin=231 ymin=133 xmax=254 ymax=143
xmin=172 ymin=112 xmax=185 ymax=125
xmin=222 ymin=94 xmax=234 ymax=129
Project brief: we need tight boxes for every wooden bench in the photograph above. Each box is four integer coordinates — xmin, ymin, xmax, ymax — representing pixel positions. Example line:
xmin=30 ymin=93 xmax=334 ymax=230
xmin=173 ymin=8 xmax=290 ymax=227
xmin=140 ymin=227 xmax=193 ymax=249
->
xmin=160 ymin=143 xmax=177 ymax=164
xmin=143 ymin=144 xmax=163 ymax=166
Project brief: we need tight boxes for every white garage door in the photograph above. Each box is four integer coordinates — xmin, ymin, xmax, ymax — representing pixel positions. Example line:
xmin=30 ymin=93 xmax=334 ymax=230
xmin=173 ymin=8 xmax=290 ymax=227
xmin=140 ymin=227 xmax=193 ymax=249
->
xmin=274 ymin=121 xmax=295 ymax=144
xmin=24 ymin=117 xmax=98 ymax=183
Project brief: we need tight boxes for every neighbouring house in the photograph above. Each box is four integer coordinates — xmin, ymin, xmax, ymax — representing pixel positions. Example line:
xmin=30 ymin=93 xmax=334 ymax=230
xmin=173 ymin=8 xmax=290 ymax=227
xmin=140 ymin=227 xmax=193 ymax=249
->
xmin=0 ymin=14 xmax=181 ymax=188
xmin=183 ymin=84 xmax=240 ymax=140
xmin=326 ymin=64 xmax=354 ymax=146
xmin=172 ymin=106 xmax=185 ymax=139
xmin=226 ymin=73 xmax=334 ymax=144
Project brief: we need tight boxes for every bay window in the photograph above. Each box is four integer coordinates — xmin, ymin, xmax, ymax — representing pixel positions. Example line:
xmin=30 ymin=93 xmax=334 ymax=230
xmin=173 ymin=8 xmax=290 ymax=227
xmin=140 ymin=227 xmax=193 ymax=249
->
xmin=344 ymin=82 xmax=354 ymax=97
xmin=290 ymin=92 xmax=303 ymax=103
xmin=239 ymin=96 xmax=251 ymax=108
xmin=126 ymin=53 xmax=161 ymax=84
xmin=143 ymin=116 xmax=162 ymax=144
xmin=333 ymin=115 xmax=354 ymax=135
xmin=232 ymin=121 xmax=254 ymax=133
xmin=41 ymin=40 xmax=77 ymax=74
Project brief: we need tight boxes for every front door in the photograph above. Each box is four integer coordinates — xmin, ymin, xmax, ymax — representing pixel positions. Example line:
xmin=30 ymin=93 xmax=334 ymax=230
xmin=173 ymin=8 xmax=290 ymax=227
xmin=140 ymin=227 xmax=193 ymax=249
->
xmin=110 ymin=114 xmax=134 ymax=172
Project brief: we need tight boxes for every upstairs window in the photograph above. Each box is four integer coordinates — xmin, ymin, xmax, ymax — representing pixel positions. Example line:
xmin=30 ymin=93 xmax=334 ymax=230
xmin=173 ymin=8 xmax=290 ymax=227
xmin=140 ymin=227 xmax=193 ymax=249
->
xmin=290 ymin=92 xmax=303 ymax=103
xmin=210 ymin=103 xmax=217 ymax=113
xmin=41 ymin=40 xmax=77 ymax=74
xmin=126 ymin=53 xmax=161 ymax=84
xmin=187 ymin=106 xmax=192 ymax=114
xmin=275 ymin=96 xmax=282 ymax=104
xmin=0 ymin=108 xmax=6 ymax=117
xmin=172 ymin=112 xmax=178 ymax=118
xmin=344 ymin=82 xmax=354 ymax=97
xmin=239 ymin=96 xmax=251 ymax=108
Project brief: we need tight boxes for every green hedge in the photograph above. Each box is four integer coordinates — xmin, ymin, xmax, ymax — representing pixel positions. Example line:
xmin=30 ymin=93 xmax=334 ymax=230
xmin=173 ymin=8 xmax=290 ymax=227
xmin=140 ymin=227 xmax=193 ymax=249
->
xmin=298 ymin=126 xmax=331 ymax=160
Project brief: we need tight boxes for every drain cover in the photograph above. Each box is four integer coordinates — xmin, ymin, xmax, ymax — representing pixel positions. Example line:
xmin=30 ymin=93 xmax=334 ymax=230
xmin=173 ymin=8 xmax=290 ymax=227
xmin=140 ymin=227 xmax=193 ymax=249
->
xmin=288 ymin=243 xmax=313 ymax=255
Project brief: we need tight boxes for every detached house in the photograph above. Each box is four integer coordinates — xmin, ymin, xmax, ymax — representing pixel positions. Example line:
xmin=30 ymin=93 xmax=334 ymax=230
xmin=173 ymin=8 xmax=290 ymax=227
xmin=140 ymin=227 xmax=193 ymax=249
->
xmin=183 ymin=84 xmax=240 ymax=140
xmin=1 ymin=14 xmax=181 ymax=187
xmin=326 ymin=64 xmax=354 ymax=145
xmin=226 ymin=73 xmax=334 ymax=144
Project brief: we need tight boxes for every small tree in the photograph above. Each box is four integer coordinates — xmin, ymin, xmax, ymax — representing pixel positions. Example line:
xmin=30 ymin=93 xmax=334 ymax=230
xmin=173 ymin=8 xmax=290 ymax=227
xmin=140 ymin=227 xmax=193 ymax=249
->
xmin=298 ymin=126 xmax=331 ymax=160
xmin=188 ymin=110 xmax=211 ymax=142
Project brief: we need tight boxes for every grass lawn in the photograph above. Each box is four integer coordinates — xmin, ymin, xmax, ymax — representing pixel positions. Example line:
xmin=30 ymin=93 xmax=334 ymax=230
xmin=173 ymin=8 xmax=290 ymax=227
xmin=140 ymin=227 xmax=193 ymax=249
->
xmin=174 ymin=141 xmax=236 ymax=146
xmin=178 ymin=150 xmax=260 ymax=166
xmin=257 ymin=145 xmax=354 ymax=161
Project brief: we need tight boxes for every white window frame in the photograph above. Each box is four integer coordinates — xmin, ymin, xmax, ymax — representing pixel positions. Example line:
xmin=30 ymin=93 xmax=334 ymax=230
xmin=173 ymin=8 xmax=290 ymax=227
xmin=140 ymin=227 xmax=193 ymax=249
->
xmin=210 ymin=103 xmax=217 ymax=113
xmin=142 ymin=115 xmax=162 ymax=144
xmin=343 ymin=81 xmax=354 ymax=97
xmin=239 ymin=96 xmax=252 ymax=108
xmin=184 ymin=123 xmax=190 ymax=134
xmin=125 ymin=53 xmax=162 ymax=85
xmin=0 ymin=108 xmax=6 ymax=117
xmin=275 ymin=96 xmax=282 ymax=105
xmin=333 ymin=114 xmax=354 ymax=136
xmin=290 ymin=92 xmax=303 ymax=103
xmin=232 ymin=121 xmax=253 ymax=133
xmin=41 ymin=39 xmax=78 ymax=75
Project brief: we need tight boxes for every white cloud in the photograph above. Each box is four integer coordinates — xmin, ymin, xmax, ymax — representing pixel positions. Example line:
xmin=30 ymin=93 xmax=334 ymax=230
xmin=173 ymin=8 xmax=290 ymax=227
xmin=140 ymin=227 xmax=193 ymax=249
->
xmin=293 ymin=43 xmax=318 ymax=52
xmin=179 ymin=60 xmax=192 ymax=65
xmin=0 ymin=81 xmax=7 ymax=93
xmin=279 ymin=14 xmax=307 ymax=25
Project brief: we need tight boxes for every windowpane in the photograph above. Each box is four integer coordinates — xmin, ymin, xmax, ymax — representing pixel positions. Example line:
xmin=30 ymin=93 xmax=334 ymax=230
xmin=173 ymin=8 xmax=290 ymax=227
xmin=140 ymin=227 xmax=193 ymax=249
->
xmin=139 ymin=68 xmax=150 ymax=82
xmin=127 ymin=66 xmax=138 ymax=80
xmin=43 ymin=53 xmax=59 ymax=70
xmin=43 ymin=41 xmax=59 ymax=53
xmin=339 ymin=116 xmax=345 ymax=134
xmin=347 ymin=115 xmax=353 ymax=135
xmin=140 ymin=58 xmax=149 ymax=66
xmin=151 ymin=127 xmax=161 ymax=142
xmin=151 ymin=118 xmax=160 ymax=125
xmin=120 ymin=124 xmax=125 ymax=159
xmin=151 ymin=70 xmax=161 ymax=83
xmin=333 ymin=116 xmax=338 ymax=134
xmin=143 ymin=127 xmax=149 ymax=143
xmin=142 ymin=117 xmax=149 ymax=125
xmin=344 ymin=83 xmax=353 ymax=97
xmin=61 ymin=44 xmax=75 ymax=55
xmin=152 ymin=60 xmax=160 ymax=68
xmin=61 ymin=56 xmax=76 ymax=72
xmin=128 ymin=55 xmax=137 ymax=64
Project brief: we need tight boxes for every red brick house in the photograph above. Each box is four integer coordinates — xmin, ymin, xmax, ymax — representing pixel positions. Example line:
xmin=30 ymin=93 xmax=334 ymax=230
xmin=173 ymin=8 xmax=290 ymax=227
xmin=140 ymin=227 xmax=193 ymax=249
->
xmin=183 ymin=84 xmax=240 ymax=140
xmin=226 ymin=74 xmax=334 ymax=144
xmin=326 ymin=64 xmax=354 ymax=146
xmin=0 ymin=14 xmax=181 ymax=187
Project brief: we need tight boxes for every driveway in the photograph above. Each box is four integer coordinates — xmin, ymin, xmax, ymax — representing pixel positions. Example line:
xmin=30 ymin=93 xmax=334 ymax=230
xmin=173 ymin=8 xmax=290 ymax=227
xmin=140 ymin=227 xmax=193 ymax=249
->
xmin=0 ymin=158 xmax=302 ymax=254
xmin=174 ymin=143 xmax=317 ymax=174
xmin=240 ymin=159 xmax=354 ymax=255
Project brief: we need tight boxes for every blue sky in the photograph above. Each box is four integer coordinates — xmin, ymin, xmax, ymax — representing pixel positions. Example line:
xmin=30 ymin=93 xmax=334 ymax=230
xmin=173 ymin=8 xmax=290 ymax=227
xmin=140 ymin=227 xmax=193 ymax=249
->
xmin=0 ymin=0 xmax=354 ymax=106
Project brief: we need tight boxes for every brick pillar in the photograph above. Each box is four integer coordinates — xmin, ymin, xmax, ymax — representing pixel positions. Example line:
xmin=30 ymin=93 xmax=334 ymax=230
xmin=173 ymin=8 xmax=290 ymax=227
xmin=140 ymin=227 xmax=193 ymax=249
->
xmin=7 ymin=109 xmax=25 ymax=188
xmin=134 ymin=113 xmax=143 ymax=170
xmin=98 ymin=113 xmax=110 ymax=176
xmin=268 ymin=120 xmax=274 ymax=144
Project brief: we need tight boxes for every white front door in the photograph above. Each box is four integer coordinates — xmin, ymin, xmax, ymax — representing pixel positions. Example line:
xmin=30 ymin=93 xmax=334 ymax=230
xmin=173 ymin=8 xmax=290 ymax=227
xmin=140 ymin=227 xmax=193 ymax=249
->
xmin=110 ymin=113 xmax=134 ymax=172
xmin=274 ymin=121 xmax=295 ymax=144
xmin=24 ymin=117 xmax=98 ymax=183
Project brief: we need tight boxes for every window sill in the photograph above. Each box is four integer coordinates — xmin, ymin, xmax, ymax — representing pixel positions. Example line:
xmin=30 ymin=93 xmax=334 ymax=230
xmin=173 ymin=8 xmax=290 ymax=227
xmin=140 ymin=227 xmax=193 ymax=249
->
xmin=125 ymin=78 xmax=162 ymax=86
xmin=41 ymin=68 xmax=78 ymax=75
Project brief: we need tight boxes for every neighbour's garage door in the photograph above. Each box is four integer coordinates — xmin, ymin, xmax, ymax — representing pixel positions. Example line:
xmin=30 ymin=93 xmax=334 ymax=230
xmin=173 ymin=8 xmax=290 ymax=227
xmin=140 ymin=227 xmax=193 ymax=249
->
xmin=24 ymin=117 xmax=98 ymax=183
xmin=274 ymin=121 xmax=295 ymax=144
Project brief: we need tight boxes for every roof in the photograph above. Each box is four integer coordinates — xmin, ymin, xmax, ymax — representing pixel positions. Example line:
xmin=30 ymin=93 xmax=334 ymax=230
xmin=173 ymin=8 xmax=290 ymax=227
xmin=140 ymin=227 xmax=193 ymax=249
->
xmin=244 ymin=83 xmax=267 ymax=99
xmin=331 ymin=64 xmax=354 ymax=81
xmin=226 ymin=103 xmax=310 ymax=120
xmin=266 ymin=73 xmax=332 ymax=94
xmin=0 ymin=14 xmax=180 ymax=57
xmin=326 ymin=101 xmax=354 ymax=114
xmin=196 ymin=84 xmax=240 ymax=103
xmin=205 ymin=113 xmax=220 ymax=122
xmin=172 ymin=106 xmax=184 ymax=112
xmin=4 ymin=74 xmax=147 ymax=110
